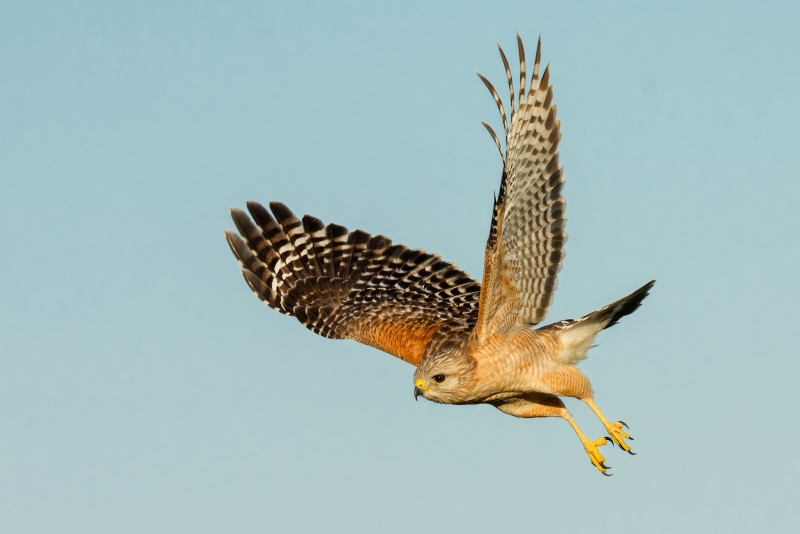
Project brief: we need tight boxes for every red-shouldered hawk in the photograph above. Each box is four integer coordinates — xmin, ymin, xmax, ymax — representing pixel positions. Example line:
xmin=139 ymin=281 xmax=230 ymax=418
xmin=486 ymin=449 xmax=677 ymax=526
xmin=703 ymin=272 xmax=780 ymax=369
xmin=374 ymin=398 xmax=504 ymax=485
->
xmin=226 ymin=34 xmax=654 ymax=475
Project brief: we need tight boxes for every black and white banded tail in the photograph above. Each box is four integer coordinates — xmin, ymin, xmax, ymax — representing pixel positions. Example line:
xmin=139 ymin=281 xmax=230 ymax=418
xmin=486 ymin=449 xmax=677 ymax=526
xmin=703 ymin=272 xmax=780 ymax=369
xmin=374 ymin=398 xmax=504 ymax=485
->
xmin=549 ymin=280 xmax=656 ymax=365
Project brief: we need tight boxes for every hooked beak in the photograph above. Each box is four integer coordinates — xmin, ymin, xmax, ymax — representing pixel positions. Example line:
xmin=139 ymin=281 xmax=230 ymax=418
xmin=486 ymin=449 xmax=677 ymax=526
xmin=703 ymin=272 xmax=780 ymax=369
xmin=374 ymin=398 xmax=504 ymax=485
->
xmin=414 ymin=379 xmax=428 ymax=401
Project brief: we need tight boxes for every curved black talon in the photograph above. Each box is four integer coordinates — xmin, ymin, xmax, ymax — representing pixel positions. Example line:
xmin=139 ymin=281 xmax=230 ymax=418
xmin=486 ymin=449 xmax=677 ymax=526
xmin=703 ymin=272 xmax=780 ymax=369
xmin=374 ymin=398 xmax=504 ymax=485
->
xmin=628 ymin=436 xmax=634 ymax=441
xmin=605 ymin=436 xmax=614 ymax=447
xmin=619 ymin=421 xmax=629 ymax=429
xmin=601 ymin=470 xmax=613 ymax=477
xmin=599 ymin=461 xmax=611 ymax=470
xmin=627 ymin=450 xmax=636 ymax=456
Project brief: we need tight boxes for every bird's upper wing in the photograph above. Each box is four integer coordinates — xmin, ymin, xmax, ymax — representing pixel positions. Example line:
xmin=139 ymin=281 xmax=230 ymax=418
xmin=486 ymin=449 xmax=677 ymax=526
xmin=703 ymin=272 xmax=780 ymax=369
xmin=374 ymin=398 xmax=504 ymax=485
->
xmin=226 ymin=202 xmax=481 ymax=366
xmin=473 ymin=35 xmax=567 ymax=344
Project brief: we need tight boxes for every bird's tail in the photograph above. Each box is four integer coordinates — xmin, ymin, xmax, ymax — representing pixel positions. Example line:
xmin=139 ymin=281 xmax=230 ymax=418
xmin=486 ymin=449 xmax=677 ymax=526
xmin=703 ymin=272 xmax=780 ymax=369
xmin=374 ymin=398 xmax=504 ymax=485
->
xmin=547 ymin=280 xmax=655 ymax=365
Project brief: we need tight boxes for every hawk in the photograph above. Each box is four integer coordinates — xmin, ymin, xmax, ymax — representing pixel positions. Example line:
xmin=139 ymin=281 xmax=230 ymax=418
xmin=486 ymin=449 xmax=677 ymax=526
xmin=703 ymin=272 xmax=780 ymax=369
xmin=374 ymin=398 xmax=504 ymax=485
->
xmin=225 ymin=34 xmax=654 ymax=475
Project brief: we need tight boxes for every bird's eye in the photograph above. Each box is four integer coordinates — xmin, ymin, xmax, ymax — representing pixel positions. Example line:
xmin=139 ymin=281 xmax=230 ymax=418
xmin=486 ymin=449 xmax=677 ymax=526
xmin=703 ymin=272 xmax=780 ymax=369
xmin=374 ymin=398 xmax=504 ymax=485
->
xmin=433 ymin=374 xmax=445 ymax=383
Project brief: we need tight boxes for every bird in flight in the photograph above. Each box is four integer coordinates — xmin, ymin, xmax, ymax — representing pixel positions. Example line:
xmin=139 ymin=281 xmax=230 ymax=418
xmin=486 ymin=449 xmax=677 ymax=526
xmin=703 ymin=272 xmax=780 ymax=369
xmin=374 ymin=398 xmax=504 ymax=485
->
xmin=225 ymin=34 xmax=654 ymax=475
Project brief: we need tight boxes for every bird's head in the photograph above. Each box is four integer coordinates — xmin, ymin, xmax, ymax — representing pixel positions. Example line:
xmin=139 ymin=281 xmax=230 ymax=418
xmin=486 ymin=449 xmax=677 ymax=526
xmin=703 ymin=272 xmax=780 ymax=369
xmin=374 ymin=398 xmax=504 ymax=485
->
xmin=413 ymin=345 xmax=476 ymax=404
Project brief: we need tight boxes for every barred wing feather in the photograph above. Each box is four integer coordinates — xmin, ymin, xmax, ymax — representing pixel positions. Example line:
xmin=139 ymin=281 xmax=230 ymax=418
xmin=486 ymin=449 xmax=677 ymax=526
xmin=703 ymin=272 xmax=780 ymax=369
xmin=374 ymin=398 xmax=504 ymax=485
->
xmin=226 ymin=202 xmax=481 ymax=366
xmin=475 ymin=34 xmax=567 ymax=342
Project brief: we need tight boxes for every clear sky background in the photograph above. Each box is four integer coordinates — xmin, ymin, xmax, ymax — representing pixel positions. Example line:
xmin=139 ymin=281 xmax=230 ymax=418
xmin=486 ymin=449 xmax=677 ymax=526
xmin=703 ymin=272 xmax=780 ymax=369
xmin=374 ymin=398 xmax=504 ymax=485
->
xmin=2 ymin=0 xmax=799 ymax=532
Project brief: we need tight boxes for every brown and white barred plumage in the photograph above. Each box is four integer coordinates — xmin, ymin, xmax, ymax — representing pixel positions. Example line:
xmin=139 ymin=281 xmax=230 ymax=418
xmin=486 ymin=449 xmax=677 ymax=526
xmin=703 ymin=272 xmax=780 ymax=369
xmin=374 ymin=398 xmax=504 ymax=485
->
xmin=475 ymin=35 xmax=566 ymax=344
xmin=226 ymin=202 xmax=481 ymax=364
xmin=226 ymin=34 xmax=654 ymax=475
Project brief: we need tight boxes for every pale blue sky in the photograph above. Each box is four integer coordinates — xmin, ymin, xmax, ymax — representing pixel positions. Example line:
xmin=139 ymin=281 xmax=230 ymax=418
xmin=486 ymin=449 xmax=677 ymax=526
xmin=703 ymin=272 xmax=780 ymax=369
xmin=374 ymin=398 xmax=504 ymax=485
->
xmin=2 ymin=0 xmax=799 ymax=532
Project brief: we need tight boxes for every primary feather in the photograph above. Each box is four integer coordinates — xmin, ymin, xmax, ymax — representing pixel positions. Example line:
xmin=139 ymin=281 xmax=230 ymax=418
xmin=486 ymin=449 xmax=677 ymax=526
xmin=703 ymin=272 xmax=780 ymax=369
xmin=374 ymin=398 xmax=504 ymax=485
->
xmin=225 ymin=201 xmax=481 ymax=365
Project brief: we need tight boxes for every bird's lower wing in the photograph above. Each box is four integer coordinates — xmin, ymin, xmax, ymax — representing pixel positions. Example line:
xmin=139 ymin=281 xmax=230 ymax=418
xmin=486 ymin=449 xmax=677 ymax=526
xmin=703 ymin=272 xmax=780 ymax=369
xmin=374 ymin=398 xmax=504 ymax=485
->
xmin=226 ymin=201 xmax=481 ymax=366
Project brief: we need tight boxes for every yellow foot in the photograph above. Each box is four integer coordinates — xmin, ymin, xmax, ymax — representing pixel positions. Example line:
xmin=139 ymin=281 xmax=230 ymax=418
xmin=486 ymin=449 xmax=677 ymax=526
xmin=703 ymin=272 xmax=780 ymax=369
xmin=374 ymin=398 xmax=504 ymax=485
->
xmin=605 ymin=421 xmax=635 ymax=455
xmin=583 ymin=437 xmax=613 ymax=476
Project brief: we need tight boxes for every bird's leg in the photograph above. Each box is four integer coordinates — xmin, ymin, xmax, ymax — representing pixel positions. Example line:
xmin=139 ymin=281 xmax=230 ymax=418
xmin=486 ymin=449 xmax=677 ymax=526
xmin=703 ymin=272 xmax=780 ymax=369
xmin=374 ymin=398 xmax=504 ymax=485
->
xmin=581 ymin=397 xmax=634 ymax=454
xmin=493 ymin=394 xmax=612 ymax=475
xmin=560 ymin=411 xmax=613 ymax=476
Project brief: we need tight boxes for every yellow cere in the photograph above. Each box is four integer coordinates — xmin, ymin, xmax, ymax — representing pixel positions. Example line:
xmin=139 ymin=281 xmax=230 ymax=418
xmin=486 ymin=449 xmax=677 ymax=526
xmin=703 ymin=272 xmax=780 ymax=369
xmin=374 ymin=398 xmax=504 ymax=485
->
xmin=415 ymin=379 xmax=428 ymax=390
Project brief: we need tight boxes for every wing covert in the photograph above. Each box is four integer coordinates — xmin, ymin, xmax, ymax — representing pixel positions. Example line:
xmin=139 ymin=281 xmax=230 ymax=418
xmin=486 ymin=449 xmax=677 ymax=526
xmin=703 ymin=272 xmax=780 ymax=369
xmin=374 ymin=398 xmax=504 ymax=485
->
xmin=474 ymin=34 xmax=567 ymax=342
xmin=226 ymin=202 xmax=481 ymax=366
